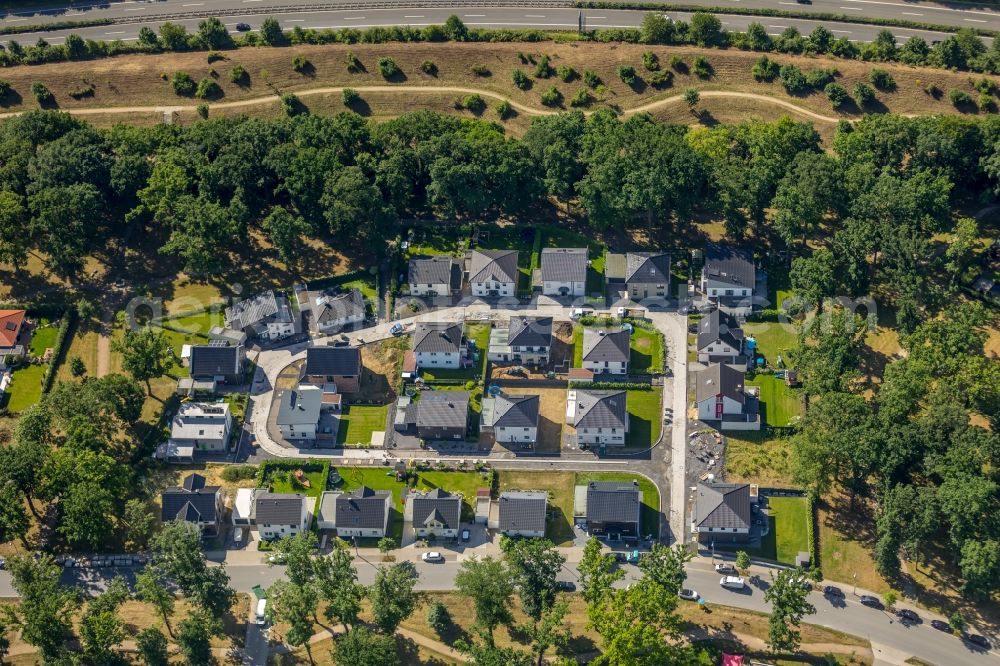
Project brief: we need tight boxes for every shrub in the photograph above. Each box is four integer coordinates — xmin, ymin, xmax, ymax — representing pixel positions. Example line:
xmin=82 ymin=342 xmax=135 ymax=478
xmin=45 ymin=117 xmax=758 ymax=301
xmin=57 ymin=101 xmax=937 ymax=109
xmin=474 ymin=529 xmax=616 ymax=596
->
xmin=869 ymin=68 xmax=895 ymax=90
xmin=583 ymin=69 xmax=601 ymax=88
xmin=824 ymin=82 xmax=849 ymax=108
xmin=221 ymin=465 xmax=258 ymax=482
xmin=426 ymin=600 xmax=451 ymax=636
xmin=779 ymin=64 xmax=808 ymax=94
xmin=517 ymin=51 xmax=530 ymax=64
xmin=540 ymin=85 xmax=562 ymax=107
xmin=292 ymin=55 xmax=311 ymax=73
xmin=571 ymin=88 xmax=591 ymax=107
xmin=195 ymin=78 xmax=221 ymax=99
xmin=512 ymin=69 xmax=531 ymax=90
xmin=345 ymin=52 xmax=361 ymax=73
xmin=642 ymin=51 xmax=659 ymax=71
xmin=751 ymin=55 xmax=780 ymax=82
xmin=378 ymin=57 xmax=399 ymax=78
xmin=229 ymin=65 xmax=247 ymax=84
xmin=854 ymin=82 xmax=877 ymax=106
xmin=979 ymin=93 xmax=996 ymax=112
xmin=683 ymin=87 xmax=700 ymax=107
xmin=617 ymin=65 xmax=636 ymax=85
xmin=462 ymin=93 xmax=485 ymax=112
xmin=171 ymin=71 xmax=195 ymax=96
xmin=342 ymin=87 xmax=360 ymax=105
xmin=975 ymin=77 xmax=997 ymax=95
xmin=471 ymin=64 xmax=490 ymax=76
xmin=30 ymin=82 xmax=52 ymax=103
xmin=534 ymin=54 xmax=552 ymax=78
xmin=69 ymin=85 xmax=95 ymax=100
xmin=196 ymin=104 xmax=209 ymax=119
xmin=925 ymin=83 xmax=942 ymax=98
xmin=669 ymin=55 xmax=685 ymax=71
xmin=495 ymin=99 xmax=512 ymax=119
xmin=648 ymin=69 xmax=673 ymax=87
xmin=805 ymin=68 xmax=837 ymax=89
xmin=421 ymin=60 xmax=437 ymax=75
xmin=207 ymin=51 xmax=225 ymax=63
xmin=557 ymin=65 xmax=575 ymax=82
xmin=0 ymin=79 xmax=9 ymax=97
xmin=281 ymin=92 xmax=304 ymax=116
xmin=693 ymin=56 xmax=713 ymax=78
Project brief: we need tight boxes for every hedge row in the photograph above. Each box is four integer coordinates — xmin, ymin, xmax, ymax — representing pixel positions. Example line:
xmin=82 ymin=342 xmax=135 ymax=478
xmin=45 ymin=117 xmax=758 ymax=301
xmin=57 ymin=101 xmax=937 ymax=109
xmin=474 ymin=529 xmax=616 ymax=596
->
xmin=569 ymin=381 xmax=653 ymax=390
xmin=0 ymin=18 xmax=113 ymax=36
xmin=41 ymin=307 xmax=74 ymax=394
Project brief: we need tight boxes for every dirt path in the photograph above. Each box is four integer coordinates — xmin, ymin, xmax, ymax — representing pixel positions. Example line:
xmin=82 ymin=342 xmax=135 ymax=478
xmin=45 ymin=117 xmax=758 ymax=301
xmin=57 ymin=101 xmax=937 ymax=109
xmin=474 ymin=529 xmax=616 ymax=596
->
xmin=96 ymin=308 xmax=112 ymax=377
xmin=0 ymin=85 xmax=849 ymax=124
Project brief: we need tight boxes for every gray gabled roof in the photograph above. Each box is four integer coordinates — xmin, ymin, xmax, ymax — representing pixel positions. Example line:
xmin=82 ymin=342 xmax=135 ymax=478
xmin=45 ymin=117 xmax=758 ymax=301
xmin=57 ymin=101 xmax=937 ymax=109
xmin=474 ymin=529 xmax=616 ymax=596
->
xmin=704 ymin=244 xmax=755 ymax=290
xmin=498 ymin=491 xmax=547 ymax=533
xmin=161 ymin=474 xmax=220 ymax=524
xmin=508 ymin=316 xmax=552 ymax=348
xmin=408 ymin=488 xmax=461 ymax=530
xmin=276 ymin=386 xmax=322 ymax=426
xmin=492 ymin=394 xmax=539 ymax=429
xmin=585 ymin=482 xmax=640 ymax=525
xmin=315 ymin=289 xmax=365 ymax=324
xmin=582 ymin=328 xmax=630 ymax=364
xmin=409 ymin=256 xmax=455 ymax=285
xmin=189 ymin=344 xmax=241 ymax=379
xmin=696 ymin=363 xmax=746 ymax=405
xmin=696 ymin=309 xmax=744 ymax=352
xmin=696 ymin=483 xmax=751 ymax=530
xmin=540 ymin=247 xmax=587 ymax=283
xmin=225 ymin=290 xmax=292 ymax=330
xmin=334 ymin=486 xmax=391 ymax=530
xmin=306 ymin=346 xmax=361 ymax=376
xmin=572 ymin=390 xmax=627 ymax=429
xmin=416 ymin=391 xmax=469 ymax=430
xmin=625 ymin=252 xmax=671 ymax=285
xmin=470 ymin=249 xmax=519 ymax=284
xmin=413 ymin=322 xmax=464 ymax=354
xmin=254 ymin=492 xmax=306 ymax=525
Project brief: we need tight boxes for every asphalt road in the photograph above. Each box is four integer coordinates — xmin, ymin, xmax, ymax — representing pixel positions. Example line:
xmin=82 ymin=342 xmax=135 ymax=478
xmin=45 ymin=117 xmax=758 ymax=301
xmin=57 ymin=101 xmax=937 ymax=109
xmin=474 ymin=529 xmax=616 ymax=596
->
xmin=0 ymin=5 xmax=971 ymax=46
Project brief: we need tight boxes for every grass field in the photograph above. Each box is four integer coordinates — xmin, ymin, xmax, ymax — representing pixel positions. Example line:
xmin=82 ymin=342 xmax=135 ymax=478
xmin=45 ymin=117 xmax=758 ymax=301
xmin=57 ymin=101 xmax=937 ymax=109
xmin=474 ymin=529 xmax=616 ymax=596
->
xmin=743 ymin=321 xmax=799 ymax=365
xmin=747 ymin=373 xmax=802 ymax=427
xmin=266 ymin=468 xmax=327 ymax=498
xmin=163 ymin=309 xmax=225 ymax=335
xmin=417 ymin=471 xmax=490 ymax=521
xmin=626 ymin=389 xmax=662 ymax=449
xmin=724 ymin=433 xmax=795 ymax=486
xmin=575 ymin=471 xmax=660 ymax=538
xmin=629 ymin=327 xmax=664 ymax=373
xmin=27 ymin=325 xmax=58 ymax=356
xmin=498 ymin=470 xmax=576 ymax=545
xmin=721 ymin=496 xmax=810 ymax=565
xmin=1 ymin=363 xmax=45 ymax=413
xmin=335 ymin=466 xmax=407 ymax=543
xmin=337 ymin=403 xmax=390 ymax=446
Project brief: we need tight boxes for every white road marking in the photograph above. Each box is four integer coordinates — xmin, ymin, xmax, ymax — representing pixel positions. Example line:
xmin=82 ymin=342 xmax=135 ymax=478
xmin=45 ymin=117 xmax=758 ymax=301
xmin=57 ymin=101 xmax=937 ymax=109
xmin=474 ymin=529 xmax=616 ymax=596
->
xmin=840 ymin=0 xmax=999 ymax=18
xmin=588 ymin=15 xmax=607 ymax=18
xmin=342 ymin=16 xmax=365 ymax=20
xmin=105 ymin=30 xmax=125 ymax=34
xmin=123 ymin=6 xmax=143 ymax=10
xmin=769 ymin=25 xmax=789 ymax=29
xmin=286 ymin=19 xmax=305 ymax=22
xmin=965 ymin=18 xmax=988 ymax=22
xmin=778 ymin=2 xmax=798 ymax=5
xmin=464 ymin=14 xmax=486 ymax=17
xmin=832 ymin=29 xmax=852 ymax=33
xmin=182 ymin=2 xmax=203 ymax=6
xmin=901 ymin=12 xmax=923 ymax=16
xmin=404 ymin=15 xmax=425 ymax=18
xmin=525 ymin=14 xmax=547 ymax=17
xmin=839 ymin=6 xmax=863 ymax=10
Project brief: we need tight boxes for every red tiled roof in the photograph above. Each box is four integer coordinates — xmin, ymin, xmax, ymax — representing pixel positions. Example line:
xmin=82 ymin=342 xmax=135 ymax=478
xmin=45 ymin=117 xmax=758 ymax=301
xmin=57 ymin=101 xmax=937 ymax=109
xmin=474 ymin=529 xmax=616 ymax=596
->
xmin=402 ymin=350 xmax=417 ymax=373
xmin=0 ymin=310 xmax=25 ymax=348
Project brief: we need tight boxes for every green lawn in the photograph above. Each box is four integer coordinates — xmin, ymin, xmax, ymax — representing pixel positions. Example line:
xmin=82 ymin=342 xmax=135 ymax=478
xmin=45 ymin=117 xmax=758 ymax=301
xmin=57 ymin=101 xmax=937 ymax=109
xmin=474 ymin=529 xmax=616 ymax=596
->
xmin=721 ymin=496 xmax=810 ymax=565
xmin=747 ymin=374 xmax=802 ymax=427
xmin=265 ymin=468 xmax=327 ymax=498
xmin=629 ymin=327 xmax=664 ymax=373
xmin=415 ymin=324 xmax=490 ymax=382
xmin=575 ymin=472 xmax=660 ymax=538
xmin=28 ymin=325 xmax=58 ymax=356
xmin=164 ymin=310 xmax=224 ymax=336
xmin=498 ymin=470 xmax=576 ymax=546
xmin=341 ymin=278 xmax=377 ymax=304
xmin=626 ymin=389 xmax=662 ymax=449
xmin=744 ymin=322 xmax=798 ymax=366
xmin=153 ymin=325 xmax=210 ymax=379
xmin=539 ymin=225 xmax=607 ymax=295
xmin=404 ymin=225 xmax=470 ymax=260
xmin=337 ymin=404 xmax=390 ymax=446
xmin=1 ymin=363 xmax=45 ymax=413
xmin=416 ymin=470 xmax=492 ymax=521
xmin=572 ymin=326 xmax=583 ymax=367
xmin=335 ymin=467 xmax=408 ymax=543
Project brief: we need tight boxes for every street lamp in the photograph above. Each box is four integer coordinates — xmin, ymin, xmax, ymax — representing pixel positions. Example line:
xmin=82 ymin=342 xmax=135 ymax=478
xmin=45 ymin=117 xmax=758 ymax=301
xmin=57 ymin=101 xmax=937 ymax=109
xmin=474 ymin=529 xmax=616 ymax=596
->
xmin=852 ymin=572 xmax=857 ymax=596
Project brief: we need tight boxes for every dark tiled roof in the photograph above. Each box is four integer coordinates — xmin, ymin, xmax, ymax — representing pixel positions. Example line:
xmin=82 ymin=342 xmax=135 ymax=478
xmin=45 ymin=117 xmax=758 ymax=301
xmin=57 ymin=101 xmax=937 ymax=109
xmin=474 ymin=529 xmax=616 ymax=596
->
xmin=625 ymin=252 xmax=671 ymax=285
xmin=585 ymin=482 xmax=640 ymax=525
xmin=540 ymin=248 xmax=587 ymax=283
xmin=416 ymin=392 xmax=470 ymax=430
xmin=696 ymin=483 xmax=751 ymax=530
xmin=409 ymin=489 xmax=461 ymax=530
xmin=315 ymin=289 xmax=365 ymax=325
xmin=409 ymin=256 xmax=455 ymax=285
xmin=276 ymin=387 xmax=322 ymax=426
xmin=704 ymin=245 xmax=755 ymax=289
xmin=306 ymin=346 xmax=361 ymax=376
xmin=161 ymin=475 xmax=220 ymax=524
xmin=492 ymin=394 xmax=539 ymax=429
xmin=254 ymin=492 xmax=306 ymax=525
xmin=696 ymin=363 xmax=747 ymax=405
xmin=225 ymin=290 xmax=292 ymax=330
xmin=604 ymin=254 xmax=627 ymax=281
xmin=498 ymin=491 xmax=547 ymax=533
xmin=470 ymin=249 xmax=519 ymax=284
xmin=334 ymin=486 xmax=391 ymax=530
xmin=572 ymin=390 xmax=627 ymax=429
xmin=413 ymin=322 xmax=464 ymax=353
xmin=582 ymin=328 xmax=630 ymax=364
xmin=508 ymin=316 xmax=552 ymax=348
xmin=189 ymin=344 xmax=241 ymax=379
xmin=696 ymin=310 xmax=744 ymax=352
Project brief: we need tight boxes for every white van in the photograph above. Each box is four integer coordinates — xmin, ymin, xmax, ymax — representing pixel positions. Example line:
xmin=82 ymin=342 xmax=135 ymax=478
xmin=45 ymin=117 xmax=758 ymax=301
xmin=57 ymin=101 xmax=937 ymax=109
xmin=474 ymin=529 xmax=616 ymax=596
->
xmin=255 ymin=599 xmax=267 ymax=625
xmin=719 ymin=576 xmax=746 ymax=590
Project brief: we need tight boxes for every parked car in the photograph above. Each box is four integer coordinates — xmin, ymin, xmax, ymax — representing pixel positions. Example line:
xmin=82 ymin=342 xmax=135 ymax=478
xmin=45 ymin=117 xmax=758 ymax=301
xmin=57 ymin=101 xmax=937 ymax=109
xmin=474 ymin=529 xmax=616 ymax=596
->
xmin=859 ymin=595 xmax=883 ymax=609
xmin=421 ymin=551 xmax=444 ymax=563
xmin=930 ymin=619 xmax=951 ymax=632
xmin=719 ymin=576 xmax=746 ymax=590
xmin=555 ymin=581 xmax=577 ymax=592
xmin=679 ymin=588 xmax=699 ymax=601
xmin=460 ymin=529 xmax=470 ymax=542
xmin=823 ymin=585 xmax=844 ymax=598
xmin=792 ymin=576 xmax=813 ymax=591
xmin=255 ymin=599 xmax=267 ymax=625
xmin=236 ymin=22 xmax=251 ymax=31
xmin=569 ymin=308 xmax=593 ymax=320
xmin=963 ymin=633 xmax=990 ymax=649
xmin=714 ymin=563 xmax=736 ymax=574
xmin=233 ymin=528 xmax=243 ymax=545
xmin=268 ymin=552 xmax=286 ymax=564
xmin=390 ymin=323 xmax=404 ymax=335
xmin=897 ymin=609 xmax=920 ymax=624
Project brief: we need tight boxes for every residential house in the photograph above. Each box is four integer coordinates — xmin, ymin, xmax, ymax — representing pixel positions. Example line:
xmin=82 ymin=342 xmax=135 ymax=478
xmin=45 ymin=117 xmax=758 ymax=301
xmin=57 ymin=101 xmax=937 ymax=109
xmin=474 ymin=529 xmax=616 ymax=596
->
xmin=581 ymin=328 xmax=630 ymax=375
xmin=693 ymin=482 xmax=752 ymax=544
xmin=276 ymin=385 xmax=323 ymax=441
xmin=232 ymin=488 xmax=256 ymax=527
xmin=160 ymin=473 xmax=225 ymax=536
xmin=312 ymin=288 xmax=367 ymax=333
xmin=700 ymin=245 xmax=756 ymax=318
xmin=481 ymin=393 xmax=539 ymax=446
xmin=405 ymin=488 xmax=462 ymax=538
xmin=566 ymin=389 xmax=629 ymax=447
xmin=0 ymin=309 xmax=28 ymax=363
xmin=469 ymin=249 xmax=519 ymax=298
xmin=574 ymin=481 xmax=641 ymax=538
xmin=408 ymin=256 xmax=462 ymax=297
xmin=254 ymin=492 xmax=312 ymax=540
xmin=224 ymin=290 xmax=296 ymax=341
xmin=412 ymin=322 xmax=466 ymax=370
xmin=302 ymin=346 xmax=362 ymax=393
xmin=487 ymin=316 xmax=552 ymax=365
xmin=167 ymin=402 xmax=233 ymax=454
xmin=625 ymin=252 xmax=671 ymax=301
xmin=695 ymin=363 xmax=760 ymax=430
xmin=696 ymin=310 xmax=746 ymax=364
xmin=189 ymin=341 xmax=244 ymax=386
xmin=541 ymin=248 xmax=587 ymax=297
xmin=494 ymin=491 xmax=547 ymax=538
xmin=316 ymin=486 xmax=392 ymax=538
xmin=208 ymin=326 xmax=247 ymax=347
xmin=414 ymin=391 xmax=469 ymax=441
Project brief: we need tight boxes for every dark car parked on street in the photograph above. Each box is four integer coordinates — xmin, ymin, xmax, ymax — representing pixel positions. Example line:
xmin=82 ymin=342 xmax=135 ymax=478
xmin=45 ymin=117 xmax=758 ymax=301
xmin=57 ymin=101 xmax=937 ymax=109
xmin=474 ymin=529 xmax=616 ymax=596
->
xmin=897 ymin=609 xmax=920 ymax=624
xmin=823 ymin=585 xmax=844 ymax=598
xmin=859 ymin=595 xmax=883 ymax=609
xmin=963 ymin=633 xmax=990 ymax=649
xmin=931 ymin=619 xmax=951 ymax=632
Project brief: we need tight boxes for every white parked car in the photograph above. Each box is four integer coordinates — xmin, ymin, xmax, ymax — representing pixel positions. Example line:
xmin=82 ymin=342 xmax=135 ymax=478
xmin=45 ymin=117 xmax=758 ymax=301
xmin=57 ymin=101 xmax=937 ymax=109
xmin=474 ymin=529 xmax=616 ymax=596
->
xmin=719 ymin=576 xmax=746 ymax=590
xmin=679 ymin=588 xmax=699 ymax=601
xmin=714 ymin=562 xmax=736 ymax=574
xmin=421 ymin=551 xmax=444 ymax=563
